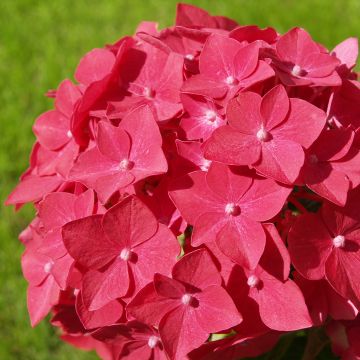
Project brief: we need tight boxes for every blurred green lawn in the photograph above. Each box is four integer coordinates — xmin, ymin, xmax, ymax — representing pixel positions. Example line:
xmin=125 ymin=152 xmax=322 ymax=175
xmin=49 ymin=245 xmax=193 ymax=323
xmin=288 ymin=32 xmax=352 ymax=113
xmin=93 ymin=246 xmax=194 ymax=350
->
xmin=0 ymin=0 xmax=359 ymax=359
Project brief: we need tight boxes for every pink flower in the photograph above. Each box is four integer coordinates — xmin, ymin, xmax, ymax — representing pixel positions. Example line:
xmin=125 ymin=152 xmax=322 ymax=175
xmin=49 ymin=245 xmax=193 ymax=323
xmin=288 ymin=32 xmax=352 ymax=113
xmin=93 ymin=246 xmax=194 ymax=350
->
xmin=205 ymin=85 xmax=327 ymax=183
xmin=62 ymin=195 xmax=179 ymax=309
xmin=128 ymin=249 xmax=242 ymax=359
xmin=288 ymin=189 xmax=360 ymax=309
xmin=273 ymin=27 xmax=342 ymax=86
xmin=182 ymin=33 xmax=274 ymax=100
xmin=70 ymin=106 xmax=167 ymax=203
xmin=170 ymin=162 xmax=291 ymax=268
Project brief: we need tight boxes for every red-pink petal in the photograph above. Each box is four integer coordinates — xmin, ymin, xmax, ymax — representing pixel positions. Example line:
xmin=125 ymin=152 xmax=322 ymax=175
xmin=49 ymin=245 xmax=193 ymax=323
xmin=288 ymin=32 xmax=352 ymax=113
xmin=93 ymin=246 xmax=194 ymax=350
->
xmin=172 ymin=249 xmax=222 ymax=289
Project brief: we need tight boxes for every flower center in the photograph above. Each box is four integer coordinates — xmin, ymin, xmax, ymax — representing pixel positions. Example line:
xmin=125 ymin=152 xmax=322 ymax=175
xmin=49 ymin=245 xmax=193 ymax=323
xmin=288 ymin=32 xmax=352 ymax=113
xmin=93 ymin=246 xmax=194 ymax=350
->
xmin=247 ymin=275 xmax=260 ymax=288
xmin=143 ymin=87 xmax=155 ymax=99
xmin=333 ymin=235 xmax=345 ymax=248
xmin=291 ymin=64 xmax=306 ymax=77
xmin=200 ymin=159 xmax=212 ymax=171
xmin=148 ymin=335 xmax=160 ymax=349
xmin=225 ymin=203 xmax=241 ymax=216
xmin=204 ymin=110 xmax=217 ymax=123
xmin=256 ymin=127 xmax=271 ymax=142
xmin=44 ymin=261 xmax=54 ymax=274
xmin=185 ymin=54 xmax=195 ymax=61
xmin=225 ymin=76 xmax=238 ymax=86
xmin=181 ymin=293 xmax=195 ymax=306
xmin=66 ymin=130 xmax=73 ymax=138
xmin=119 ymin=248 xmax=134 ymax=261
xmin=119 ymin=158 xmax=134 ymax=171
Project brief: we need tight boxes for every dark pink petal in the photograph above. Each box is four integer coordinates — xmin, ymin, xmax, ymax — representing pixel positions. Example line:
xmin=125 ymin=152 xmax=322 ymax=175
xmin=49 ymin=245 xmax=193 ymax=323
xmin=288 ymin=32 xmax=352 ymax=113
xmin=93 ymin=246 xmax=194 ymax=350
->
xmin=199 ymin=34 xmax=242 ymax=81
xmin=169 ymin=171 xmax=224 ymax=224
xmin=159 ymin=306 xmax=209 ymax=360
xmin=332 ymin=149 xmax=360 ymax=188
xmin=261 ymin=223 xmax=291 ymax=281
xmin=103 ymin=195 xmax=158 ymax=249
xmin=75 ymin=48 xmax=115 ymax=86
xmin=127 ymin=283 xmax=179 ymax=326
xmin=239 ymin=60 xmax=275 ymax=89
xmin=254 ymin=138 xmax=305 ymax=184
xmin=216 ymin=219 xmax=266 ymax=269
xmin=69 ymin=147 xmax=118 ymax=185
xmin=181 ymin=75 xmax=228 ymax=99
xmin=288 ymin=213 xmax=333 ymax=280
xmin=152 ymin=98 xmax=183 ymax=123
xmin=175 ymin=3 xmax=216 ymax=28
xmin=230 ymin=25 xmax=278 ymax=44
xmin=51 ymin=254 xmax=73 ymax=290
xmin=227 ymin=92 xmax=262 ymax=134
xmin=55 ymin=79 xmax=81 ymax=118
xmin=95 ymin=172 xmax=135 ymax=204
xmin=303 ymin=53 xmax=340 ymax=77
xmin=260 ymin=85 xmax=289 ymax=130
xmin=81 ymin=260 xmax=129 ymax=311
xmin=62 ymin=215 xmax=120 ymax=269
xmin=332 ymin=37 xmax=359 ymax=70
xmin=156 ymin=52 xmax=184 ymax=103
xmin=5 ymin=175 xmax=62 ymax=205
xmin=307 ymin=168 xmax=350 ymax=206
xmin=172 ymin=249 xmax=222 ymax=289
xmin=22 ymin=251 xmax=51 ymax=286
xmin=39 ymin=192 xmax=77 ymax=230
xmin=192 ymin=212 xmax=226 ymax=246
xmin=76 ymin=294 xmax=123 ymax=330
xmin=206 ymin=162 xmax=253 ymax=202
xmin=132 ymin=224 xmax=179 ymax=290
xmin=326 ymin=281 xmax=358 ymax=321
xmin=195 ymin=285 xmax=242 ymax=333
xmin=27 ymin=276 xmax=59 ymax=327
xmin=154 ymin=273 xmax=186 ymax=299
xmin=276 ymin=27 xmax=319 ymax=64
xmin=33 ymin=110 xmax=70 ymax=150
xmin=233 ymin=42 xmax=260 ymax=80
xmin=204 ymin=126 xmax=260 ymax=166
xmin=311 ymin=128 xmax=354 ymax=162
xmin=97 ymin=121 xmax=131 ymax=162
xmin=325 ymin=247 xmax=360 ymax=309
xmin=74 ymin=189 xmax=95 ymax=219
xmin=275 ymin=98 xmax=326 ymax=149
xmin=255 ymin=276 xmax=313 ymax=331
xmin=239 ymin=177 xmax=291 ymax=221
xmin=121 ymin=106 xmax=168 ymax=178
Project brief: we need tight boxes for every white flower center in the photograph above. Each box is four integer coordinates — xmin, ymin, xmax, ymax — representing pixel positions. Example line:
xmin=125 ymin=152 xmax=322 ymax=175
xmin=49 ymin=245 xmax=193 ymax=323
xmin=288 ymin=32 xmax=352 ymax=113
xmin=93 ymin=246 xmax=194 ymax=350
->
xmin=247 ymin=275 xmax=260 ymax=288
xmin=66 ymin=130 xmax=73 ymax=138
xmin=143 ymin=87 xmax=155 ymax=99
xmin=119 ymin=158 xmax=134 ymax=171
xmin=291 ymin=64 xmax=304 ymax=77
xmin=119 ymin=248 xmax=133 ymax=261
xmin=185 ymin=54 xmax=195 ymax=61
xmin=44 ymin=261 xmax=54 ymax=274
xmin=225 ymin=75 xmax=238 ymax=85
xmin=333 ymin=235 xmax=345 ymax=248
xmin=256 ymin=127 xmax=270 ymax=142
xmin=204 ymin=110 xmax=217 ymax=123
xmin=148 ymin=335 xmax=160 ymax=349
xmin=225 ymin=203 xmax=241 ymax=216
xmin=181 ymin=293 xmax=193 ymax=305
xmin=200 ymin=159 xmax=212 ymax=171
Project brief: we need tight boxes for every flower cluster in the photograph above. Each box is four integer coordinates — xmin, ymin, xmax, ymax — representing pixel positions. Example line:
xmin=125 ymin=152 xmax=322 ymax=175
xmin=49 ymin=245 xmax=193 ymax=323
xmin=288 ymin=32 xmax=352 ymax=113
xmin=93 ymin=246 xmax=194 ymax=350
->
xmin=7 ymin=3 xmax=360 ymax=359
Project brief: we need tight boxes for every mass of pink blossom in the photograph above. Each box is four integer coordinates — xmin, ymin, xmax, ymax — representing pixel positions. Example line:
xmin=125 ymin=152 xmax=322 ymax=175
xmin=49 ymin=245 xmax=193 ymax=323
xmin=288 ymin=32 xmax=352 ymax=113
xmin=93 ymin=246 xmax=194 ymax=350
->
xmin=7 ymin=3 xmax=360 ymax=359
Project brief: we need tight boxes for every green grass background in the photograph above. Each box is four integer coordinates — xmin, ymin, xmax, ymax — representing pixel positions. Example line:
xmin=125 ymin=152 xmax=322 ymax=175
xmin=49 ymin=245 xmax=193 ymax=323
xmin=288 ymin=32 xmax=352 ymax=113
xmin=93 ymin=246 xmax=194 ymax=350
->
xmin=0 ymin=0 xmax=359 ymax=359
